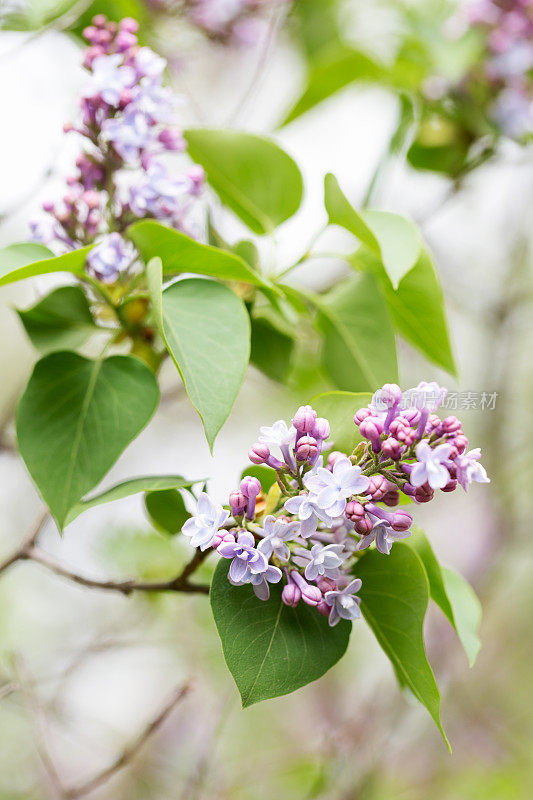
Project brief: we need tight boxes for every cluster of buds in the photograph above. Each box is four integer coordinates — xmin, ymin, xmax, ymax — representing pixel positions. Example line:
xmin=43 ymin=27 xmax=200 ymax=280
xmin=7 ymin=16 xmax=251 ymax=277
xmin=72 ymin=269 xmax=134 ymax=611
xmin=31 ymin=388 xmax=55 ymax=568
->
xmin=469 ymin=0 xmax=533 ymax=138
xmin=181 ymin=382 xmax=489 ymax=627
xmin=175 ymin=0 xmax=292 ymax=46
xmin=31 ymin=15 xmax=204 ymax=284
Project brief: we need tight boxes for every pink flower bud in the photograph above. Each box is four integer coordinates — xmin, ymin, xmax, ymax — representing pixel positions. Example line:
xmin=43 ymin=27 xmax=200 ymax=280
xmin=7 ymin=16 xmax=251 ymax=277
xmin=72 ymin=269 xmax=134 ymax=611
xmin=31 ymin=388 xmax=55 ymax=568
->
xmin=92 ymin=14 xmax=108 ymax=28
xmin=291 ymin=572 xmax=322 ymax=606
xmin=249 ymin=443 xmax=269 ymax=464
xmin=327 ymin=451 xmax=345 ymax=471
xmin=120 ymin=17 xmax=140 ymax=33
xmin=414 ymin=484 xmax=434 ymax=503
xmin=345 ymin=501 xmax=365 ymax=522
xmin=368 ymin=475 xmax=393 ymax=501
xmin=311 ymin=417 xmax=330 ymax=440
xmin=391 ymin=510 xmax=412 ymax=531
xmin=382 ymin=437 xmax=402 ymax=460
xmin=454 ymin=434 xmax=468 ymax=454
xmin=292 ymin=405 xmax=317 ymax=433
xmin=115 ymin=30 xmax=137 ymax=51
xmin=442 ymin=416 xmax=461 ymax=434
xmin=42 ymin=201 xmax=55 ymax=213
xmin=83 ymin=25 xmax=98 ymax=42
xmin=355 ymin=517 xmax=373 ymax=535
xmin=316 ymin=576 xmax=337 ymax=593
xmin=354 ymin=407 xmax=372 ymax=425
xmin=229 ymin=490 xmax=247 ymax=517
xmin=378 ymin=383 xmax=403 ymax=408
xmin=427 ymin=414 xmax=442 ymax=433
xmin=441 ymin=479 xmax=457 ymax=492
xmin=359 ymin=417 xmax=383 ymax=452
xmin=295 ymin=435 xmax=318 ymax=462
xmin=400 ymin=408 xmax=421 ymax=426
xmin=213 ymin=531 xmax=235 ymax=549
xmin=316 ymin=600 xmax=331 ymax=617
xmin=240 ymin=476 xmax=261 ymax=498
xmin=282 ymin=583 xmax=301 ymax=607
xmin=187 ymin=165 xmax=205 ymax=196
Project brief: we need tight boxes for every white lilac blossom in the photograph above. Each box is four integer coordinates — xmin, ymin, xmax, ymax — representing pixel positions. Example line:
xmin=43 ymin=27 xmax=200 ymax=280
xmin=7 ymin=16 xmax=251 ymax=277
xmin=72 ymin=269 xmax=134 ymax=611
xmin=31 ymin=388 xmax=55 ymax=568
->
xmin=181 ymin=492 xmax=229 ymax=550
xmin=304 ymin=457 xmax=370 ymax=517
xmin=454 ymin=448 xmax=491 ymax=491
xmin=257 ymin=515 xmax=299 ymax=561
xmin=410 ymin=441 xmax=453 ymax=490
xmin=85 ymin=233 xmax=135 ymax=283
xmin=30 ymin=15 xmax=203 ymax=271
xmin=178 ymin=386 xmax=488 ymax=624
xmin=325 ymin=580 xmax=362 ymax=627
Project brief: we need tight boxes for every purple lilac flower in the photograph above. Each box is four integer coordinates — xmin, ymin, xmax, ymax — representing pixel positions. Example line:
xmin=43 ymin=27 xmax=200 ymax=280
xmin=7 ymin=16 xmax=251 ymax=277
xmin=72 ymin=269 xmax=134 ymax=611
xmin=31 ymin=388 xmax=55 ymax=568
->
xmin=218 ymin=531 xmax=268 ymax=582
xmin=357 ymin=519 xmax=412 ymax=555
xmin=454 ymin=448 xmax=490 ymax=491
xmin=129 ymin=161 xmax=196 ymax=219
xmin=182 ymin=492 xmax=229 ymax=550
xmin=299 ymin=543 xmax=347 ymax=582
xmin=257 ymin=515 xmax=299 ymax=562
xmin=284 ymin=494 xmax=333 ymax=538
xmin=410 ymin=441 xmax=453 ymax=490
xmin=242 ymin=565 xmax=283 ymax=601
xmin=85 ymin=233 xmax=135 ymax=283
xmin=80 ymin=53 xmax=135 ymax=106
xmin=304 ymin=457 xmax=370 ymax=517
xmin=324 ymin=579 xmax=362 ymax=627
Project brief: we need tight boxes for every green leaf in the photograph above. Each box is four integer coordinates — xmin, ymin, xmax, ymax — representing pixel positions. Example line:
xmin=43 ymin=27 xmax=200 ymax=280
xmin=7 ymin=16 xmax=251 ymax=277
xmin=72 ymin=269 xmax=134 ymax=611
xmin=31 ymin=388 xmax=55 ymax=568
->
xmin=240 ymin=465 xmax=277 ymax=493
xmin=17 ymin=285 xmax=97 ymax=354
xmin=355 ymin=248 xmax=456 ymax=375
xmin=281 ymin=46 xmax=384 ymax=125
xmin=250 ymin=311 xmax=295 ymax=383
xmin=184 ymin=129 xmax=304 ymax=235
xmin=65 ymin=475 xmax=195 ymax=526
xmin=145 ymin=488 xmax=190 ymax=535
xmin=127 ymin=220 xmax=267 ymax=286
xmin=316 ymin=272 xmax=398 ymax=391
xmin=325 ymin=175 xmax=421 ymax=288
xmin=210 ymin=559 xmax=351 ymax=706
xmin=0 ymin=243 xmax=92 ymax=287
xmin=356 ymin=544 xmax=450 ymax=748
xmin=16 ymin=353 xmax=159 ymax=528
xmin=406 ymin=528 xmax=481 ymax=667
xmin=147 ymin=259 xmax=250 ymax=450
xmin=310 ymin=390 xmax=371 ymax=454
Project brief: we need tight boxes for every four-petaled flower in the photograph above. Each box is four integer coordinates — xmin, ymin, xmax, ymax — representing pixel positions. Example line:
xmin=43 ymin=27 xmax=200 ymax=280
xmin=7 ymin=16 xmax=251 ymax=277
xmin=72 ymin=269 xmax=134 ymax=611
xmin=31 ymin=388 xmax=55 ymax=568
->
xmin=304 ymin=457 xmax=370 ymax=517
xmin=257 ymin=515 xmax=299 ymax=562
xmin=181 ymin=492 xmax=229 ymax=551
xmin=325 ymin=579 xmax=363 ymax=627
xmin=357 ymin=519 xmax=411 ymax=555
xmin=411 ymin=441 xmax=452 ymax=489
xmin=284 ymin=494 xmax=333 ymax=538
xmin=218 ymin=531 xmax=268 ymax=583
xmin=237 ymin=565 xmax=283 ymax=601
xmin=454 ymin=448 xmax=490 ymax=491
xmin=81 ymin=54 xmax=135 ymax=106
xmin=86 ymin=233 xmax=135 ymax=283
xmin=302 ymin=543 xmax=347 ymax=582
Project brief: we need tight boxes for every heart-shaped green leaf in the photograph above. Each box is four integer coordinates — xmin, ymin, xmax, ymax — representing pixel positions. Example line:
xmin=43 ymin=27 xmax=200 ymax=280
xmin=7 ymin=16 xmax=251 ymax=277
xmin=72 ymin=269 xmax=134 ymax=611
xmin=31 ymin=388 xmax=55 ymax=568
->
xmin=127 ymin=220 xmax=268 ymax=286
xmin=210 ymin=559 xmax=351 ymax=707
xmin=147 ymin=259 xmax=250 ymax=450
xmin=17 ymin=285 xmax=97 ymax=354
xmin=356 ymin=544 xmax=450 ymax=748
xmin=65 ymin=475 xmax=195 ymax=526
xmin=0 ymin=243 xmax=92 ymax=287
xmin=17 ymin=353 xmax=159 ymax=528
xmin=184 ymin=128 xmax=304 ymax=234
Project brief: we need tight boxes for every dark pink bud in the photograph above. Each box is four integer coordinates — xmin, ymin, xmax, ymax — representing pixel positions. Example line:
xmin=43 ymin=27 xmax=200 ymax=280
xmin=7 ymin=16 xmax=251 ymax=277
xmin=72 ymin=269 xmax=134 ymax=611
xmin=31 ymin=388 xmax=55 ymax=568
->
xmin=119 ymin=16 xmax=140 ymax=33
xmin=229 ymin=490 xmax=247 ymax=516
xmin=442 ymin=416 xmax=461 ymax=434
xmin=345 ymin=500 xmax=365 ymax=521
xmin=317 ymin=576 xmax=337 ymax=593
xmin=248 ymin=443 xmax=269 ymax=464
xmin=382 ymin=488 xmax=400 ymax=507
xmin=354 ymin=407 xmax=372 ymax=425
xmin=282 ymin=583 xmax=301 ymax=607
xmin=240 ymin=476 xmax=261 ymax=498
xmin=402 ymin=482 xmax=416 ymax=496
xmin=42 ymin=201 xmax=55 ymax=213
xmin=447 ymin=463 xmax=457 ymax=479
xmin=292 ymin=405 xmax=317 ymax=433
xmin=355 ymin=517 xmax=373 ymax=535
xmin=212 ymin=530 xmax=235 ymax=549
xmin=401 ymin=408 xmax=421 ymax=426
xmin=427 ymin=414 xmax=441 ymax=433
xmin=368 ymin=474 xmax=393 ymax=501
xmin=316 ymin=600 xmax=331 ymax=617
xmin=391 ymin=510 xmax=412 ymax=531
xmin=382 ymin=436 xmax=402 ymax=460
xmin=311 ymin=417 xmax=330 ymax=440
xmin=414 ymin=483 xmax=434 ymax=503
xmin=441 ymin=479 xmax=457 ymax=492
xmin=454 ymin=434 xmax=468 ymax=454
xmin=295 ymin=435 xmax=318 ymax=462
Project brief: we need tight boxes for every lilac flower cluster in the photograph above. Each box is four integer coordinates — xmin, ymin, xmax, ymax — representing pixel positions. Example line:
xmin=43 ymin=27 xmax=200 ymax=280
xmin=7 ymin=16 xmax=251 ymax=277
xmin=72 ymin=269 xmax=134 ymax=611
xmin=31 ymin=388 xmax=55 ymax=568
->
xmin=182 ymin=382 xmax=489 ymax=627
xmin=31 ymin=15 xmax=204 ymax=284
xmin=469 ymin=0 xmax=533 ymax=138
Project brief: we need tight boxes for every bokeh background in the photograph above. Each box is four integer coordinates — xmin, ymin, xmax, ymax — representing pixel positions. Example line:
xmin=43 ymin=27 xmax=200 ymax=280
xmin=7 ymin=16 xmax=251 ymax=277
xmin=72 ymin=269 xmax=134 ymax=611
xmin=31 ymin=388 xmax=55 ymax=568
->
xmin=1 ymin=1 xmax=532 ymax=797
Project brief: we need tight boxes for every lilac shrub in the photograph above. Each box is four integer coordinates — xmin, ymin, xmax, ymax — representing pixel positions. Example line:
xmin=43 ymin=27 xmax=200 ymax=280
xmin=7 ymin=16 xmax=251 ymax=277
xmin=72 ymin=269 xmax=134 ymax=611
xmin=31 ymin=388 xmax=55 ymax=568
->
xmin=184 ymin=382 xmax=489 ymax=626
xmin=31 ymin=15 xmax=204 ymax=283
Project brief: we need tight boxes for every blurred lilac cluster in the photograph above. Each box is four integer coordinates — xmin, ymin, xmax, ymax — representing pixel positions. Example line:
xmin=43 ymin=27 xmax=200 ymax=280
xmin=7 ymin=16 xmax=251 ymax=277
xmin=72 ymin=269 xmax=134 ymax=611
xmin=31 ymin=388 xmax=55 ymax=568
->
xmin=31 ymin=15 xmax=204 ymax=284
xmin=470 ymin=0 xmax=533 ymax=137
xmin=181 ymin=383 xmax=489 ymax=627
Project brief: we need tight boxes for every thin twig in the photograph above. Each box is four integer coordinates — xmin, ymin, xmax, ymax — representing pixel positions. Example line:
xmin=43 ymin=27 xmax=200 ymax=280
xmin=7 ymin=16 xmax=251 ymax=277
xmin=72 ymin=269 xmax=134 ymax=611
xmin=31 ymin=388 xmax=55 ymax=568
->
xmin=64 ymin=683 xmax=191 ymax=799
xmin=0 ymin=509 xmax=49 ymax=576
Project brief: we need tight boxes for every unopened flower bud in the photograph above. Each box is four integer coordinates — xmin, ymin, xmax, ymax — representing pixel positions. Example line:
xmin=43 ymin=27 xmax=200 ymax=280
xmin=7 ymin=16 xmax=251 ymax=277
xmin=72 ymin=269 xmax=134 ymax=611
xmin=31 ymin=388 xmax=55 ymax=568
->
xmin=354 ymin=407 xmax=372 ymax=425
xmin=119 ymin=16 xmax=140 ymax=33
xmin=158 ymin=129 xmax=185 ymax=151
xmin=402 ymin=482 xmax=416 ymax=496
xmin=327 ymin=451 xmax=345 ymax=471
xmin=359 ymin=417 xmax=383 ymax=452
xmin=282 ymin=583 xmax=301 ymax=607
xmin=311 ymin=417 xmax=330 ymax=440
xmin=316 ymin=576 xmax=337 ymax=593
xmin=240 ymin=476 xmax=261 ymax=498
xmin=248 ymin=443 xmax=269 ymax=464
xmin=213 ymin=530 xmax=235 ymax=549
xmin=382 ymin=437 xmax=402 ymax=460
xmin=345 ymin=501 xmax=365 ymax=522
xmin=400 ymin=408 xmax=421 ymax=426
xmin=391 ymin=510 xmax=412 ymax=531
xmin=295 ymin=435 xmax=318 ymax=462
xmin=291 ymin=572 xmax=322 ymax=606
xmin=441 ymin=479 xmax=457 ymax=492
xmin=454 ymin=434 xmax=468 ymax=454
xmin=368 ymin=474 xmax=393 ymax=501
xmin=292 ymin=405 xmax=317 ymax=433
xmin=355 ymin=517 xmax=373 ymax=535
xmin=382 ymin=488 xmax=400 ymax=506
xmin=377 ymin=383 xmax=403 ymax=408
xmin=316 ymin=599 xmax=331 ymax=617
xmin=115 ymin=30 xmax=137 ymax=51
xmin=229 ymin=490 xmax=247 ymax=517
xmin=442 ymin=416 xmax=461 ymax=434
xmin=414 ymin=484 xmax=434 ymax=503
